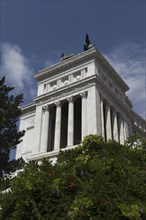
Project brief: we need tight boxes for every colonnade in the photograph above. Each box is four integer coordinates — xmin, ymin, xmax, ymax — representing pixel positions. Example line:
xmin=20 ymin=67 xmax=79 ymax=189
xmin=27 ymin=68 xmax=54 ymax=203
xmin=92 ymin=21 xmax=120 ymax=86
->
xmin=37 ymin=91 xmax=130 ymax=155
xmin=100 ymin=98 xmax=129 ymax=144
xmin=40 ymin=91 xmax=87 ymax=153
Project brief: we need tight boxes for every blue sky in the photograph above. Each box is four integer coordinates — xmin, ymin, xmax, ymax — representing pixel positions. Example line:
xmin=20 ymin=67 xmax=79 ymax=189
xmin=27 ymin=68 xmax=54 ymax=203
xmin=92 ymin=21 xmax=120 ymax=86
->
xmin=0 ymin=0 xmax=146 ymax=159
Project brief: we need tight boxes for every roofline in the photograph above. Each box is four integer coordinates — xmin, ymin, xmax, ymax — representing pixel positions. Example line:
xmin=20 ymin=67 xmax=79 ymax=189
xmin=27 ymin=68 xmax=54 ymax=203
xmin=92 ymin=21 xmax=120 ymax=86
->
xmin=20 ymin=102 xmax=36 ymax=114
xmin=34 ymin=47 xmax=96 ymax=80
xmin=132 ymin=110 xmax=146 ymax=123
xmin=34 ymin=47 xmax=129 ymax=92
xmin=94 ymin=48 xmax=129 ymax=92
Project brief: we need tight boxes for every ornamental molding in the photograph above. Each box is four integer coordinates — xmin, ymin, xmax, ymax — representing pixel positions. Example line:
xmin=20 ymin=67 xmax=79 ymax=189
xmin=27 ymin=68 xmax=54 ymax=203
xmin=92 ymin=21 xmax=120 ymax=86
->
xmin=55 ymin=100 xmax=61 ymax=107
xmin=21 ymin=103 xmax=36 ymax=117
xmin=95 ymin=49 xmax=129 ymax=92
xmin=42 ymin=105 xmax=49 ymax=112
xmin=80 ymin=91 xmax=87 ymax=98
xmin=34 ymin=48 xmax=96 ymax=81
xmin=35 ymin=79 xmax=96 ymax=107
xmin=21 ymin=110 xmax=36 ymax=118
xmin=67 ymin=96 xmax=74 ymax=102
xmin=96 ymin=78 xmax=132 ymax=119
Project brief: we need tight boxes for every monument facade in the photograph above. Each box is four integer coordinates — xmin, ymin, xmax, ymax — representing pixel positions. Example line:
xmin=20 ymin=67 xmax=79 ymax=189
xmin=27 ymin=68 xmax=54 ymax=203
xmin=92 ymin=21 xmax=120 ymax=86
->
xmin=16 ymin=47 xmax=146 ymax=162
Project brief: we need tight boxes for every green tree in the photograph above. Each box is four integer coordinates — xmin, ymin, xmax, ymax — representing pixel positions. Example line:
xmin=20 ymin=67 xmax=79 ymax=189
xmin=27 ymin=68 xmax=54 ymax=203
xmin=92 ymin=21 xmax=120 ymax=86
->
xmin=0 ymin=77 xmax=25 ymax=177
xmin=0 ymin=135 xmax=146 ymax=220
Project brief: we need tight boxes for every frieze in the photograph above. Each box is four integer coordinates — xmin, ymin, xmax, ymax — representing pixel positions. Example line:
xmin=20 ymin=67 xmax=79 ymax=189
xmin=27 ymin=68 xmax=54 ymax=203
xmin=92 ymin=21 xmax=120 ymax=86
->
xmin=67 ymin=96 xmax=74 ymax=102
xmin=97 ymin=81 xmax=129 ymax=118
xmin=80 ymin=91 xmax=87 ymax=98
xmin=99 ymin=86 xmax=127 ymax=118
xmin=35 ymin=80 xmax=96 ymax=107
xmin=21 ymin=110 xmax=36 ymax=118
xmin=35 ymin=52 xmax=95 ymax=82
xmin=42 ymin=105 xmax=49 ymax=112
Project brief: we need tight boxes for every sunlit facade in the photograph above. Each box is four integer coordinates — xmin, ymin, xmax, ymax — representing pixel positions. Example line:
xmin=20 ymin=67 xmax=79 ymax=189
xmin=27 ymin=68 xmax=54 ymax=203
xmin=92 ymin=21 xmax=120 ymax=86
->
xmin=16 ymin=47 xmax=146 ymax=162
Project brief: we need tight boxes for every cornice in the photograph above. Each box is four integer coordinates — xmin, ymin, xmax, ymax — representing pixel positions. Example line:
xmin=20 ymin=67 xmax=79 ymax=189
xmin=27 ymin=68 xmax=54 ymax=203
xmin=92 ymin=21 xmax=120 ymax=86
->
xmin=34 ymin=75 xmax=96 ymax=106
xmin=98 ymin=77 xmax=146 ymax=134
xmin=96 ymin=76 xmax=132 ymax=119
xmin=28 ymin=145 xmax=78 ymax=161
xmin=94 ymin=48 xmax=129 ymax=92
xmin=131 ymin=110 xmax=146 ymax=123
xmin=34 ymin=46 xmax=129 ymax=93
xmin=34 ymin=47 xmax=96 ymax=81
xmin=20 ymin=75 xmax=96 ymax=115
xmin=28 ymin=150 xmax=59 ymax=161
xmin=20 ymin=103 xmax=36 ymax=115
xmin=133 ymin=124 xmax=146 ymax=137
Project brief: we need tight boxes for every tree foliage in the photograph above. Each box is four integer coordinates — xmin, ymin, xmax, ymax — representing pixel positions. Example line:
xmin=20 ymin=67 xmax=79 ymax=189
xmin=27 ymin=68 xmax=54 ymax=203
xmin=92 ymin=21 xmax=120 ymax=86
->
xmin=0 ymin=77 xmax=25 ymax=177
xmin=0 ymin=135 xmax=146 ymax=220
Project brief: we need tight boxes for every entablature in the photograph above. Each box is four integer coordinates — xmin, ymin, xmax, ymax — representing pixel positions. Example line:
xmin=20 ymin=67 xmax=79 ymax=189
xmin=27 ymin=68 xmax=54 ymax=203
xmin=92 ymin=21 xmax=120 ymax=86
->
xmin=20 ymin=103 xmax=36 ymax=117
xmin=34 ymin=47 xmax=96 ymax=81
xmin=96 ymin=76 xmax=132 ymax=119
xmin=132 ymin=111 xmax=146 ymax=133
xmin=95 ymin=49 xmax=129 ymax=92
xmin=34 ymin=75 xmax=96 ymax=107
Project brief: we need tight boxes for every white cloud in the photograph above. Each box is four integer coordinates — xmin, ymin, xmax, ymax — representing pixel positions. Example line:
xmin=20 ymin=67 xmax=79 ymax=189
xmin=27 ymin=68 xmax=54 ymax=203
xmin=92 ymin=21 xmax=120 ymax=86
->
xmin=104 ymin=42 xmax=146 ymax=118
xmin=1 ymin=42 xmax=145 ymax=119
xmin=0 ymin=42 xmax=37 ymax=103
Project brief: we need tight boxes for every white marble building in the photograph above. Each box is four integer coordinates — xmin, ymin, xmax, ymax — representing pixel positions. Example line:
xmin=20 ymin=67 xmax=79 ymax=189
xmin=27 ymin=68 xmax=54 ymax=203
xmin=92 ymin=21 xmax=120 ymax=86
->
xmin=16 ymin=47 xmax=146 ymax=161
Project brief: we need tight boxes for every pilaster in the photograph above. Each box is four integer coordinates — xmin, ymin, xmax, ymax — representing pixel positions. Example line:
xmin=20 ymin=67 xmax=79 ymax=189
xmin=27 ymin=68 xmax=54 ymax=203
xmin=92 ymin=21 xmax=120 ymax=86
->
xmin=40 ymin=105 xmax=50 ymax=153
xmin=33 ymin=105 xmax=43 ymax=154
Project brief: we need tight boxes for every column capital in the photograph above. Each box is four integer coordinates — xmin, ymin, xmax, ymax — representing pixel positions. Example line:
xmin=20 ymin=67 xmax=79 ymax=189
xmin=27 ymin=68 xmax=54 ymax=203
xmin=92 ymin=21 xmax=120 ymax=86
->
xmin=55 ymin=100 xmax=61 ymax=107
xmin=105 ymin=100 xmax=113 ymax=111
xmin=67 ymin=96 xmax=74 ymax=103
xmin=80 ymin=91 xmax=87 ymax=98
xmin=42 ymin=105 xmax=49 ymax=112
xmin=112 ymin=109 xmax=119 ymax=116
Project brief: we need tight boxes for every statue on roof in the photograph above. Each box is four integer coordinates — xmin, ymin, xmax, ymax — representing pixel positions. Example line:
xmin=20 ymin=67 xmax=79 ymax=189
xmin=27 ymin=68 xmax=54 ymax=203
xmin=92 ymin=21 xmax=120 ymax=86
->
xmin=84 ymin=33 xmax=94 ymax=51
xmin=60 ymin=52 xmax=75 ymax=61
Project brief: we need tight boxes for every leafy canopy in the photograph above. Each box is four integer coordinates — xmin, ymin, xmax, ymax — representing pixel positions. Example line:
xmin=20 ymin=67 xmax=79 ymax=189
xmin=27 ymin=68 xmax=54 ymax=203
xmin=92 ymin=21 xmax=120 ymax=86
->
xmin=0 ymin=135 xmax=146 ymax=220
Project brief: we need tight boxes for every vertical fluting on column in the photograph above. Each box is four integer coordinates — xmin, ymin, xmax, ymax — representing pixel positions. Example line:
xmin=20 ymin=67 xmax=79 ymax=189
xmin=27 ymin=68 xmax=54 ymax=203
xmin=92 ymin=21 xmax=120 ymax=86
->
xmin=112 ymin=111 xmax=119 ymax=142
xmin=67 ymin=97 xmax=74 ymax=147
xmin=106 ymin=103 xmax=112 ymax=140
xmin=96 ymin=89 xmax=102 ymax=135
xmin=33 ymin=105 xmax=43 ymax=154
xmin=119 ymin=116 xmax=125 ymax=145
xmin=54 ymin=101 xmax=61 ymax=151
xmin=40 ymin=105 xmax=49 ymax=153
xmin=80 ymin=91 xmax=87 ymax=141
xmin=100 ymin=98 xmax=105 ymax=140
xmin=123 ymin=119 xmax=129 ymax=140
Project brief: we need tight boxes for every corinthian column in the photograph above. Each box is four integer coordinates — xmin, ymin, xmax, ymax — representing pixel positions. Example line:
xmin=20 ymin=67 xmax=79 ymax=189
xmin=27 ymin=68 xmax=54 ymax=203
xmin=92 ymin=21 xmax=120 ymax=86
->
xmin=40 ymin=105 xmax=50 ymax=153
xmin=33 ymin=105 xmax=43 ymax=154
xmin=100 ymin=98 xmax=105 ymax=139
xmin=113 ymin=111 xmax=119 ymax=142
xmin=106 ymin=104 xmax=112 ymax=140
xmin=54 ymin=101 xmax=61 ymax=151
xmin=119 ymin=116 xmax=125 ymax=145
xmin=67 ymin=97 xmax=74 ymax=147
xmin=80 ymin=91 xmax=87 ymax=140
xmin=124 ymin=119 xmax=129 ymax=140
